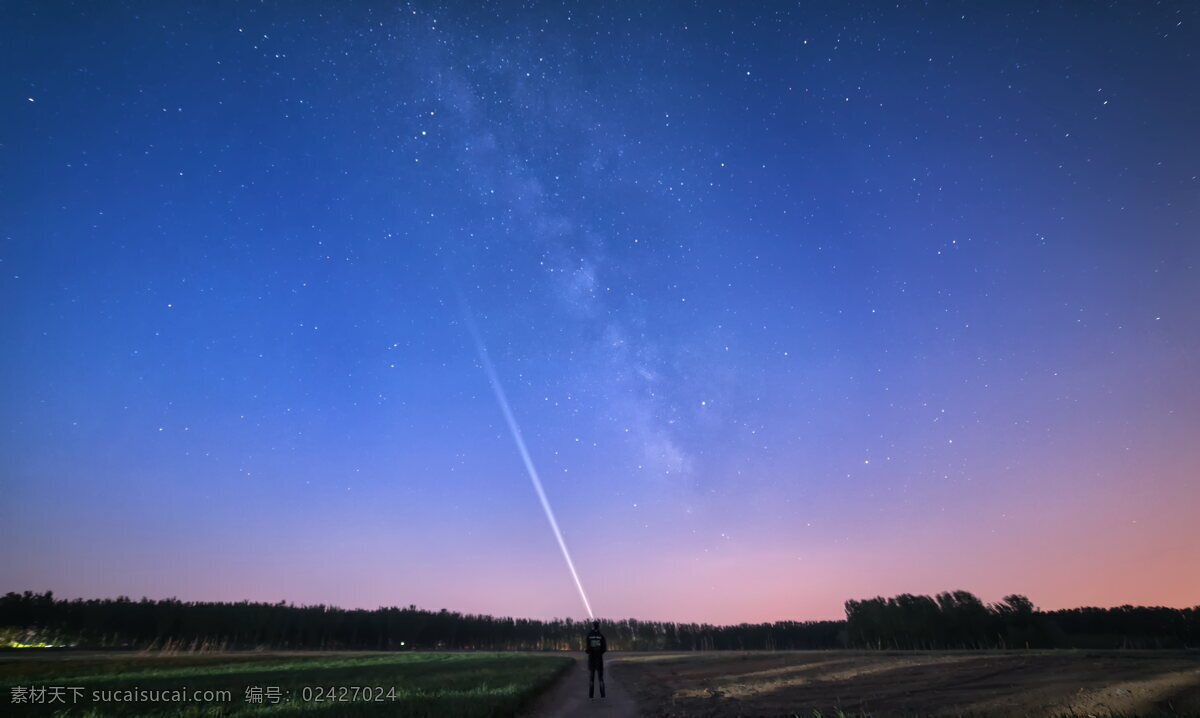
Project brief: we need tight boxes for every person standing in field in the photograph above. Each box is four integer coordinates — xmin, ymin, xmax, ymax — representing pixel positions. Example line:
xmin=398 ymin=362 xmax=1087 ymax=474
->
xmin=585 ymin=620 xmax=607 ymax=699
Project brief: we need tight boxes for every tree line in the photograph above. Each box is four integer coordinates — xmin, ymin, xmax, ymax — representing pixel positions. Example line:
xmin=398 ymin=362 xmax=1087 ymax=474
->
xmin=0 ymin=591 xmax=840 ymax=651
xmin=1 ymin=590 xmax=1196 ymax=651
xmin=845 ymin=592 xmax=1199 ymax=649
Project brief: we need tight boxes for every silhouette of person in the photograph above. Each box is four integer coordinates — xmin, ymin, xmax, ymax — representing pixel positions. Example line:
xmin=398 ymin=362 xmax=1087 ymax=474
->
xmin=585 ymin=620 xmax=607 ymax=699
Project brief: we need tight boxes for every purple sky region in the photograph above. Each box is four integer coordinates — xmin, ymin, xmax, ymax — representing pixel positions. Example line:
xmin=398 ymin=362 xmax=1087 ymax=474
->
xmin=3 ymin=1 xmax=1199 ymax=623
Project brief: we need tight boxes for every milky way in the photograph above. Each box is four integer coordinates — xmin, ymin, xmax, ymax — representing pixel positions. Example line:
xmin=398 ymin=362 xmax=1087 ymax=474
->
xmin=3 ymin=2 xmax=1198 ymax=622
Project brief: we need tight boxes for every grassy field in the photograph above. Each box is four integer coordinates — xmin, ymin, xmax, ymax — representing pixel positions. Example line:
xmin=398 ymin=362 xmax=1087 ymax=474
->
xmin=0 ymin=651 xmax=572 ymax=716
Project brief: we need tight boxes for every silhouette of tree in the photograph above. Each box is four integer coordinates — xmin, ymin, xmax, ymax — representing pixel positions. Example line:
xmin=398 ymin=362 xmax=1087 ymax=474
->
xmin=0 ymin=592 xmax=841 ymax=651
xmin=2 ymin=591 xmax=1195 ymax=651
xmin=843 ymin=591 xmax=1197 ymax=649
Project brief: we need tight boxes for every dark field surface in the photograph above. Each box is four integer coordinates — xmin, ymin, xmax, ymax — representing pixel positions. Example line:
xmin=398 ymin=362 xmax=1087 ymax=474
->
xmin=0 ymin=650 xmax=572 ymax=716
xmin=3 ymin=650 xmax=1199 ymax=716
xmin=609 ymin=650 xmax=1200 ymax=717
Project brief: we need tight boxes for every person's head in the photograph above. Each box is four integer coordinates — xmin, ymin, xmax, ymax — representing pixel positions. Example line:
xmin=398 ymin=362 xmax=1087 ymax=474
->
xmin=592 ymin=620 xmax=600 ymax=631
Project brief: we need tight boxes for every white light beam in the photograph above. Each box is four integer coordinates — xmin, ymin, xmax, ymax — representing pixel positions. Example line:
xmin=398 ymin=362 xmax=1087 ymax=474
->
xmin=461 ymin=308 xmax=595 ymax=619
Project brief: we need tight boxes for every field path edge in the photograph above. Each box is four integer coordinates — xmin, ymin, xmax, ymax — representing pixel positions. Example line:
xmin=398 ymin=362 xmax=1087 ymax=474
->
xmin=522 ymin=654 xmax=640 ymax=718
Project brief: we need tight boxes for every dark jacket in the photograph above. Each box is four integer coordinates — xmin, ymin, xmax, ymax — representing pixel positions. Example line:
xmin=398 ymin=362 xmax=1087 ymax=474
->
xmin=585 ymin=629 xmax=607 ymax=663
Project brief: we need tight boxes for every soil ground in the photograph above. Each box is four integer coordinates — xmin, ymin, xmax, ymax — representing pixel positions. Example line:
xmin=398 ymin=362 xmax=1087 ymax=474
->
xmin=5 ymin=649 xmax=1197 ymax=716
xmin=587 ymin=650 xmax=1200 ymax=717
xmin=525 ymin=654 xmax=639 ymax=717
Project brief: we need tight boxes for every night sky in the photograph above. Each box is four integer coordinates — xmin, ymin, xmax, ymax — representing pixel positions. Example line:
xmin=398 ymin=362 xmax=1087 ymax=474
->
xmin=3 ymin=2 xmax=1198 ymax=623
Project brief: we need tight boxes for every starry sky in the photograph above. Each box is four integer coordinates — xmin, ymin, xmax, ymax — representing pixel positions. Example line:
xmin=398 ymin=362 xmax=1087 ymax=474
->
xmin=3 ymin=2 xmax=1198 ymax=623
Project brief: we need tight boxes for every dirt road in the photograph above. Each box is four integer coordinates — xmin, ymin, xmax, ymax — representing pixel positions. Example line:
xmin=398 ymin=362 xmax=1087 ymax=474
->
xmin=525 ymin=654 xmax=640 ymax=717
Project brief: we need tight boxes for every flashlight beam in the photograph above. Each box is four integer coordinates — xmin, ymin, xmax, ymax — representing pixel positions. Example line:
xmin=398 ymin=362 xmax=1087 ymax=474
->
xmin=461 ymin=311 xmax=595 ymax=619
